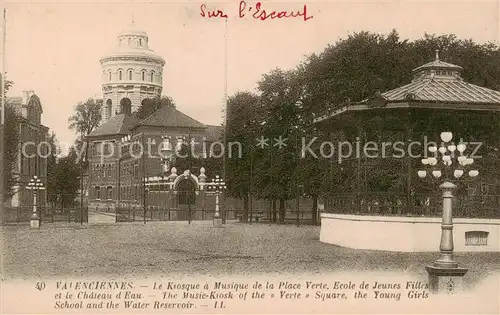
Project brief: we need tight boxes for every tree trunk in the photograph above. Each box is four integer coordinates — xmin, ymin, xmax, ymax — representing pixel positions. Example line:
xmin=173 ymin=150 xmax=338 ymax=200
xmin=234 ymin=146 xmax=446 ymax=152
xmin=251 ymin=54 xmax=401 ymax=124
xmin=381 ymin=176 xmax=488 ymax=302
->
xmin=272 ymin=199 xmax=277 ymax=223
xmin=311 ymin=195 xmax=318 ymax=225
xmin=243 ymin=194 xmax=249 ymax=222
xmin=279 ymin=198 xmax=285 ymax=224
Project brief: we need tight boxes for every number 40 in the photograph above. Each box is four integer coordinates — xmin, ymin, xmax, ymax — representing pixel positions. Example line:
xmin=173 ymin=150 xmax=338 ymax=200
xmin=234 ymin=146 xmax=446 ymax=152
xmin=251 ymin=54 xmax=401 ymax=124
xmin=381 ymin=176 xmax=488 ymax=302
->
xmin=35 ymin=282 xmax=46 ymax=291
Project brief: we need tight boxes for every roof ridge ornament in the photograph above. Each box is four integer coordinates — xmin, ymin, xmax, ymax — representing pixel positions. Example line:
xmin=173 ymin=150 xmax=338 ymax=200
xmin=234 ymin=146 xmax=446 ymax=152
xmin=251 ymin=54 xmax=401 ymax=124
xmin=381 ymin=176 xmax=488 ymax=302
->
xmin=435 ymin=49 xmax=440 ymax=61
xmin=405 ymin=93 xmax=416 ymax=100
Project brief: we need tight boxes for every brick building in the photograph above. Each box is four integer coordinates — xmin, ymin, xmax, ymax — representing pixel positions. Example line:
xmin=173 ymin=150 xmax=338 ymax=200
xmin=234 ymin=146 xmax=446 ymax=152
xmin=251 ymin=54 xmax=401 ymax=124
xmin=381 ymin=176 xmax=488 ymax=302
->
xmin=7 ymin=90 xmax=49 ymax=208
xmin=86 ymin=104 xmax=222 ymax=215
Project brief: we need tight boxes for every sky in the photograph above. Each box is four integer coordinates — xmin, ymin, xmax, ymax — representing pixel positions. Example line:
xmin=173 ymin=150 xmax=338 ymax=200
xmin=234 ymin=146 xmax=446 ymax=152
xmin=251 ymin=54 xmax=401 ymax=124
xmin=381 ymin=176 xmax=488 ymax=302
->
xmin=3 ymin=0 xmax=499 ymax=152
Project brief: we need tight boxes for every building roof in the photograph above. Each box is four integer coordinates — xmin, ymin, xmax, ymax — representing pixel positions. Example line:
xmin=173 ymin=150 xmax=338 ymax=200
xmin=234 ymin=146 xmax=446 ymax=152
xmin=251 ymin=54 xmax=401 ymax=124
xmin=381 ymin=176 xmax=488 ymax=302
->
xmin=412 ymin=59 xmax=463 ymax=72
xmin=101 ymin=47 xmax=165 ymax=64
xmin=314 ymin=51 xmax=500 ymax=123
xmin=374 ymin=50 xmax=500 ymax=104
xmin=204 ymin=125 xmax=223 ymax=142
xmin=380 ymin=76 xmax=500 ymax=104
xmin=100 ymin=22 xmax=165 ymax=64
xmin=132 ymin=105 xmax=206 ymax=130
xmin=119 ymin=23 xmax=148 ymax=37
xmin=412 ymin=50 xmax=463 ymax=73
xmin=88 ymin=104 xmax=217 ymax=139
xmin=7 ymin=91 xmax=43 ymax=113
xmin=88 ymin=114 xmax=139 ymax=137
xmin=5 ymin=92 xmax=48 ymax=130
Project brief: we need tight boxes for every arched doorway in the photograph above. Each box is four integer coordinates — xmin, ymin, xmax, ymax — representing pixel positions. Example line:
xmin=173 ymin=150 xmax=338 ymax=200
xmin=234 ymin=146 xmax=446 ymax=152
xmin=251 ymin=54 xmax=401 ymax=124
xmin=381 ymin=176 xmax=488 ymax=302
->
xmin=176 ymin=177 xmax=196 ymax=221
xmin=120 ymin=98 xmax=132 ymax=115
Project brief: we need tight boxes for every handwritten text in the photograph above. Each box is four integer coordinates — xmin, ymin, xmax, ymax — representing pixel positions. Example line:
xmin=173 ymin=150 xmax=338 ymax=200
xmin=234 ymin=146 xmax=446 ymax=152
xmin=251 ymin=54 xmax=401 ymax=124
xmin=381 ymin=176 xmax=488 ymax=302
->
xmin=200 ymin=1 xmax=313 ymax=21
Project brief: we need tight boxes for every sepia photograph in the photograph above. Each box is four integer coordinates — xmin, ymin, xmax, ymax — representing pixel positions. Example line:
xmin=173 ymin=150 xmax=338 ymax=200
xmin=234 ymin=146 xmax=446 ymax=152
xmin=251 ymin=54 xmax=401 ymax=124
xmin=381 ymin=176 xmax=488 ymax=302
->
xmin=0 ymin=0 xmax=499 ymax=313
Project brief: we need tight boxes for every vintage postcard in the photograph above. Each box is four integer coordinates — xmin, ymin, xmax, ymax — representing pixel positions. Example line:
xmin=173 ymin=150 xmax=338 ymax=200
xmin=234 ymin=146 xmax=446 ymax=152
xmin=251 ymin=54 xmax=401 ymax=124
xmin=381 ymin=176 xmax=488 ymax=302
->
xmin=0 ymin=0 xmax=499 ymax=314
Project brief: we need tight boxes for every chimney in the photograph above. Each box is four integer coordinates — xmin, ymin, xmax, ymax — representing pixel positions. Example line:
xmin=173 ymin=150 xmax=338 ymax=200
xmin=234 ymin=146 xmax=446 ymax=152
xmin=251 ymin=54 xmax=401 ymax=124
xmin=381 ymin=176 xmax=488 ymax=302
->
xmin=21 ymin=91 xmax=29 ymax=104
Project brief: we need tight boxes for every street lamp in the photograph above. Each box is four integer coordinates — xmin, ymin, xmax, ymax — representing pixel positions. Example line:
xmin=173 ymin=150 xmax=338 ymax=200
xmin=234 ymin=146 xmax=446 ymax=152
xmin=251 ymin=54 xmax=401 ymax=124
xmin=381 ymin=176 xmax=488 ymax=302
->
xmin=26 ymin=175 xmax=45 ymax=228
xmin=207 ymin=175 xmax=226 ymax=227
xmin=417 ymin=131 xmax=479 ymax=294
xmin=121 ymin=134 xmax=131 ymax=144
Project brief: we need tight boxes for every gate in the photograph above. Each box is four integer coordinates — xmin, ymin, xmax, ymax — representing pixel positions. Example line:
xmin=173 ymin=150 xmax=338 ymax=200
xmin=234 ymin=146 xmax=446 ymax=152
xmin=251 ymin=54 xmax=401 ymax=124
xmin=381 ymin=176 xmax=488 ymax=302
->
xmin=114 ymin=188 xmax=238 ymax=222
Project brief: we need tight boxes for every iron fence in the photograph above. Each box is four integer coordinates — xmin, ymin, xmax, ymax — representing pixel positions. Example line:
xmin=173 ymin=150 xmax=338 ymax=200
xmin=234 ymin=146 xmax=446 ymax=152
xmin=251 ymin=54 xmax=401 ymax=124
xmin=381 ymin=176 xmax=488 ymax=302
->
xmin=114 ymin=206 xmax=239 ymax=222
xmin=114 ymin=205 xmax=320 ymax=225
xmin=2 ymin=205 xmax=88 ymax=224
xmin=324 ymin=192 xmax=500 ymax=218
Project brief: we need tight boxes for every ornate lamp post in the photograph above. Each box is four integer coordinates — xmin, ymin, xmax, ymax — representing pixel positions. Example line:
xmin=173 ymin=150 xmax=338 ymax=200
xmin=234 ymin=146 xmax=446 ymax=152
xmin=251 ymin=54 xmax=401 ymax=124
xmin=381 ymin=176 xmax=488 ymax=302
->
xmin=121 ymin=134 xmax=131 ymax=146
xmin=159 ymin=135 xmax=175 ymax=219
xmin=417 ymin=131 xmax=479 ymax=294
xmin=207 ymin=175 xmax=226 ymax=227
xmin=26 ymin=175 xmax=45 ymax=228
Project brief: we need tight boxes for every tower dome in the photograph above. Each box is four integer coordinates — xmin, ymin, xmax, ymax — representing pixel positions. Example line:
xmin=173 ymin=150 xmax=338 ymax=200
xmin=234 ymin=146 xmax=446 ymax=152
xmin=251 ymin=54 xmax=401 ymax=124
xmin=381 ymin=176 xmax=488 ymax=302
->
xmin=119 ymin=23 xmax=148 ymax=38
xmin=99 ymin=22 xmax=165 ymax=123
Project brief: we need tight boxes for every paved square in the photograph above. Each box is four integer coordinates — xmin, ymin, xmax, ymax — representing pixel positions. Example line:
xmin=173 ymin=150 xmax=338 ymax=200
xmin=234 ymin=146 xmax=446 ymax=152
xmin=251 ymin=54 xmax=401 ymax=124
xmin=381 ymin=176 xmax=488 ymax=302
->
xmin=1 ymin=222 xmax=499 ymax=286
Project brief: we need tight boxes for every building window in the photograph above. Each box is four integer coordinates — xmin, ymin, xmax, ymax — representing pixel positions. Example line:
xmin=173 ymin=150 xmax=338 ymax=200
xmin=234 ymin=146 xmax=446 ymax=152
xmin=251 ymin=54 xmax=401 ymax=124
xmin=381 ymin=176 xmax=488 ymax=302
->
xmin=141 ymin=70 xmax=146 ymax=81
xmin=103 ymin=143 xmax=113 ymax=156
xmin=107 ymin=186 xmax=113 ymax=200
xmin=139 ymin=38 xmax=142 ymax=46
xmin=105 ymin=99 xmax=112 ymax=118
xmin=128 ymin=69 xmax=133 ymax=80
xmin=150 ymin=71 xmax=154 ymax=82
xmin=108 ymin=70 xmax=112 ymax=81
xmin=96 ymin=186 xmax=101 ymax=200
xmin=93 ymin=142 xmax=102 ymax=156
xmin=118 ymin=70 xmax=123 ymax=80
xmin=120 ymin=98 xmax=132 ymax=115
xmin=28 ymin=153 xmax=32 ymax=175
